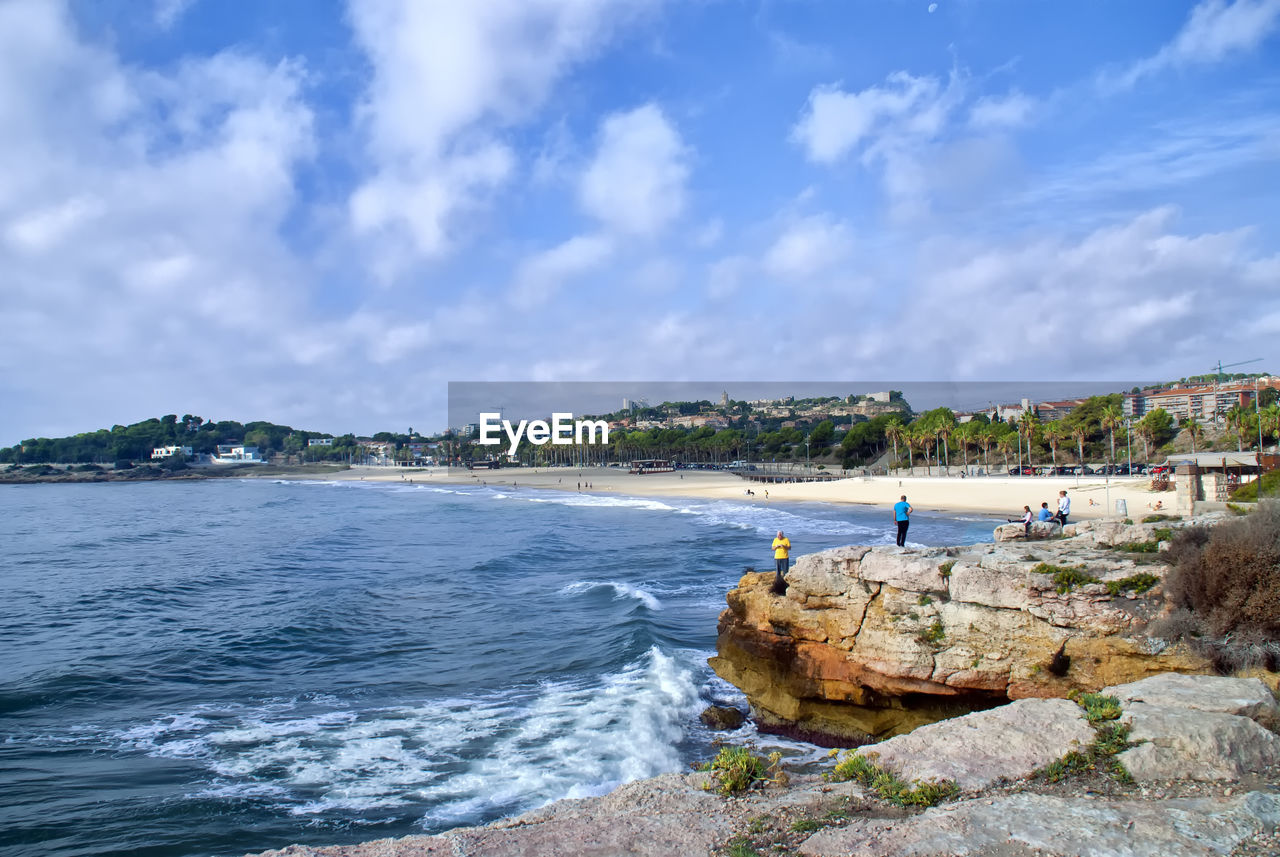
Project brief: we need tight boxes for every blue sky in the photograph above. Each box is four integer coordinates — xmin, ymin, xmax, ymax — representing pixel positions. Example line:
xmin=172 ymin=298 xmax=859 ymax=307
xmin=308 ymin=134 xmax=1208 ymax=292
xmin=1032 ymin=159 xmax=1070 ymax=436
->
xmin=2 ymin=0 xmax=1278 ymax=441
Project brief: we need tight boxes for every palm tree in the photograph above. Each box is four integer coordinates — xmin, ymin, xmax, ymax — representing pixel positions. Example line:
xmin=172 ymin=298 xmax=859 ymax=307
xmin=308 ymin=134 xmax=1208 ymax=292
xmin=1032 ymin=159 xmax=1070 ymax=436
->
xmin=997 ymin=433 xmax=1017 ymax=472
xmin=1225 ymin=405 xmax=1255 ymax=452
xmin=954 ymin=422 xmax=975 ymax=471
xmin=1071 ymin=422 xmax=1089 ymax=469
xmin=1181 ymin=415 xmax=1203 ymax=454
xmin=885 ymin=419 xmax=906 ymax=471
xmin=1018 ymin=413 xmax=1040 ymax=472
xmin=1101 ymin=404 xmax=1122 ymax=469
xmin=1135 ymin=417 xmax=1154 ymax=462
xmin=977 ymin=424 xmax=995 ymax=473
xmin=903 ymin=425 xmax=918 ymax=471
xmin=1043 ymin=420 xmax=1065 ymax=472
xmin=1262 ymin=404 xmax=1280 ymax=451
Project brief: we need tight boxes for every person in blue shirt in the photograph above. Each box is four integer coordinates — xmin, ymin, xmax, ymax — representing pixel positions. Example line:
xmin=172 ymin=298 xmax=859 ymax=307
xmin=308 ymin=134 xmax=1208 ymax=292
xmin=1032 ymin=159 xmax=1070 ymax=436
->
xmin=1037 ymin=502 xmax=1053 ymax=522
xmin=893 ymin=495 xmax=912 ymax=546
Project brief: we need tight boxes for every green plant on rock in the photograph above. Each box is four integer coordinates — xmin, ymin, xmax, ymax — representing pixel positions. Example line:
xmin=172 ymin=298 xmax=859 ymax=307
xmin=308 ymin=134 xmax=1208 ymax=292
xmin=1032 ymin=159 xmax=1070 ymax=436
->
xmin=918 ymin=594 xmax=933 ymax=606
xmin=1151 ymin=527 xmax=1174 ymax=542
xmin=790 ymin=818 xmax=823 ymax=833
xmin=1040 ymin=699 xmax=1135 ymax=784
xmin=1104 ymin=574 xmax=1160 ymax=597
xmin=1114 ymin=540 xmax=1160 ymax=553
xmin=1077 ymin=693 xmax=1122 ymax=724
xmin=918 ymin=619 xmax=946 ymax=645
xmin=698 ymin=746 xmax=783 ymax=796
xmin=1032 ymin=563 xmax=1100 ymax=593
xmin=829 ymin=750 xmax=958 ymax=808
xmin=725 ymin=836 xmax=762 ymax=857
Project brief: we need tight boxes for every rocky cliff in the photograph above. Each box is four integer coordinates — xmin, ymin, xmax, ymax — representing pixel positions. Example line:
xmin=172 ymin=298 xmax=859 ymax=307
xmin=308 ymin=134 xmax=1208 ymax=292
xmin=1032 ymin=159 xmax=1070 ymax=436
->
xmin=709 ymin=517 xmax=1217 ymax=744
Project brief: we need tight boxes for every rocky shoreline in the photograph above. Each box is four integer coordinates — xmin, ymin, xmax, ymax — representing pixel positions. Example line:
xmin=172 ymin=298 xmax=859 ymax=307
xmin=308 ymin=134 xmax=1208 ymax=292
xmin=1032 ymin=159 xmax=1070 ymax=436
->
xmin=709 ymin=515 xmax=1224 ymax=743
xmin=246 ymin=673 xmax=1280 ymax=857
xmin=242 ymin=512 xmax=1280 ymax=857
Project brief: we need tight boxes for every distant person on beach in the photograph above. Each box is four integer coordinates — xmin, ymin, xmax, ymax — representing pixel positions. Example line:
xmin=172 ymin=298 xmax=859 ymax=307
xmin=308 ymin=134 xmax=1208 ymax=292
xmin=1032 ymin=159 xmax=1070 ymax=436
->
xmin=1037 ymin=502 xmax=1053 ymax=522
xmin=1009 ymin=505 xmax=1033 ymax=538
xmin=893 ymin=495 xmax=912 ymax=547
xmin=772 ymin=531 xmax=791 ymax=591
xmin=1054 ymin=490 xmax=1071 ymax=525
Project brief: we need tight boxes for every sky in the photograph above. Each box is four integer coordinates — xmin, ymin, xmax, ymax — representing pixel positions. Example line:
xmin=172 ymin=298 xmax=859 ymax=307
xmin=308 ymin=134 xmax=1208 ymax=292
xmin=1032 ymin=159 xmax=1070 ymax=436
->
xmin=2 ymin=0 xmax=1278 ymax=442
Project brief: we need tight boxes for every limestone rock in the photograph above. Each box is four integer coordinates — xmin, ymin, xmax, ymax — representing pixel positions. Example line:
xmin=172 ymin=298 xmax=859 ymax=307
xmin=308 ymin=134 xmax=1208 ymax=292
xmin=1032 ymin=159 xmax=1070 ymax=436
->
xmin=797 ymin=791 xmax=1280 ymax=857
xmin=854 ymin=698 xmax=1095 ymax=790
xmin=699 ymin=705 xmax=746 ymax=731
xmin=713 ymin=526 xmax=1213 ymax=742
xmin=994 ymin=521 xmax=1061 ymax=541
xmin=248 ymin=773 xmax=736 ymax=857
xmin=1103 ymin=673 xmax=1280 ymax=723
xmin=1118 ymin=702 xmax=1280 ymax=782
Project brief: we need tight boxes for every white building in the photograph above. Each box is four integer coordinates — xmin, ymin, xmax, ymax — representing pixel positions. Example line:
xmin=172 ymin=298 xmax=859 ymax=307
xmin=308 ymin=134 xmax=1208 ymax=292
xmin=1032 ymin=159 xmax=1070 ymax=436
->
xmin=307 ymin=437 xmax=334 ymax=447
xmin=213 ymin=445 xmax=264 ymax=463
xmin=151 ymin=445 xmax=193 ymax=460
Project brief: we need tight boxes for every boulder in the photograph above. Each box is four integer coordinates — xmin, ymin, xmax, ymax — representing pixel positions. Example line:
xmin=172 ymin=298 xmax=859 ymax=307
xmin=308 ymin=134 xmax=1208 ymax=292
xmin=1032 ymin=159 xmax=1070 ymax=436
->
xmin=712 ymin=532 xmax=1211 ymax=742
xmin=1103 ymin=673 xmax=1280 ymax=723
xmin=1117 ymin=703 xmax=1280 ymax=782
xmin=994 ymin=521 xmax=1062 ymax=541
xmin=853 ymin=697 xmax=1095 ymax=790
xmin=797 ymin=791 xmax=1280 ymax=857
xmin=249 ymin=772 xmax=737 ymax=857
xmin=699 ymin=705 xmax=746 ymax=731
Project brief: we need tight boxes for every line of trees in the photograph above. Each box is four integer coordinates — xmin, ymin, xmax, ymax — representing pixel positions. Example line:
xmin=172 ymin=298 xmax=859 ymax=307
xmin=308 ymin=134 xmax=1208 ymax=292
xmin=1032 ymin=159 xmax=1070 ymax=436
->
xmin=0 ymin=415 xmax=365 ymax=465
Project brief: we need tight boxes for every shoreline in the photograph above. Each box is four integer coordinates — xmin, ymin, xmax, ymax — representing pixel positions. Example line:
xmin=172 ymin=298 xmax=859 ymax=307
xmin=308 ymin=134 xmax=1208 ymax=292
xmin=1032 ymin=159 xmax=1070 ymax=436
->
xmin=314 ymin=464 xmax=1170 ymax=519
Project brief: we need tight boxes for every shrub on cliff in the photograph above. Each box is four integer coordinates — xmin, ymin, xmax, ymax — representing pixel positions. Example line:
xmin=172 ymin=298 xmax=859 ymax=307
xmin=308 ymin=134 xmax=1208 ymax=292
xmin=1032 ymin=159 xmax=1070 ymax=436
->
xmin=1157 ymin=501 xmax=1280 ymax=671
xmin=697 ymin=746 xmax=783 ymax=796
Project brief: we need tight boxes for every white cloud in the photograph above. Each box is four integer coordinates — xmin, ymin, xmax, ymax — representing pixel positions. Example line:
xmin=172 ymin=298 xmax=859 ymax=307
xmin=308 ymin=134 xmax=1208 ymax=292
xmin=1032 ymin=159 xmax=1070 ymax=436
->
xmin=762 ymin=215 xmax=852 ymax=280
xmin=346 ymin=0 xmax=653 ymax=269
xmin=968 ymin=91 xmax=1035 ymax=130
xmin=509 ymin=233 xmax=614 ymax=308
xmin=791 ymin=72 xmax=946 ymax=164
xmin=1112 ymin=0 xmax=1280 ymax=89
xmin=154 ymin=0 xmax=196 ymax=29
xmin=0 ymin=0 xmax=331 ymax=439
xmin=579 ymin=103 xmax=690 ymax=236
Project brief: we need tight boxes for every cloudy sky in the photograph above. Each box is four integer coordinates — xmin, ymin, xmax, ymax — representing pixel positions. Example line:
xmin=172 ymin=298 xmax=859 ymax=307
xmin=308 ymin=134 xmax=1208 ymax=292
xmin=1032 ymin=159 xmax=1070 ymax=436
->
xmin=2 ymin=0 xmax=1278 ymax=441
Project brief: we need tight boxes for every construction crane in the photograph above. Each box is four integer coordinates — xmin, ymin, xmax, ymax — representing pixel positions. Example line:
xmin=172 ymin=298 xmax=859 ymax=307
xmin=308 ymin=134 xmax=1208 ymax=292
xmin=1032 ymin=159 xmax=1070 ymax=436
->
xmin=1209 ymin=359 xmax=1263 ymax=425
xmin=1213 ymin=358 xmax=1262 ymax=383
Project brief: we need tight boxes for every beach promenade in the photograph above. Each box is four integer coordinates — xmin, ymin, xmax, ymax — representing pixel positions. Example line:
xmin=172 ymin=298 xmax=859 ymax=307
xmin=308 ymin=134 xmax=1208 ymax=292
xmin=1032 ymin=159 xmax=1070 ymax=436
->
xmin=326 ymin=465 xmax=1165 ymax=518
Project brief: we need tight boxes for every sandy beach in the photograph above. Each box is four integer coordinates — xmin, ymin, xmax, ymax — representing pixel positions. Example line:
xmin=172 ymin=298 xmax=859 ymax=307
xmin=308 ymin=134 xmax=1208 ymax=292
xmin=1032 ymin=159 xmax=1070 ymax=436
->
xmin=324 ymin=465 xmax=1168 ymax=520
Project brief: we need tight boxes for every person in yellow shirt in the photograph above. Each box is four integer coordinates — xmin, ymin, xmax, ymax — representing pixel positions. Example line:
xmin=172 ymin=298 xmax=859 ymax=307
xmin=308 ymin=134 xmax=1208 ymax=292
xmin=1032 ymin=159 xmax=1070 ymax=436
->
xmin=771 ymin=530 xmax=791 ymax=593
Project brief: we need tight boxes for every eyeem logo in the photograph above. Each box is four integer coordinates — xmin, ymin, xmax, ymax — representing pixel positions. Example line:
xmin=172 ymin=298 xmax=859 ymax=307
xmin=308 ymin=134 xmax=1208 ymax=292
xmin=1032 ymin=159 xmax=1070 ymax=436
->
xmin=477 ymin=412 xmax=610 ymax=456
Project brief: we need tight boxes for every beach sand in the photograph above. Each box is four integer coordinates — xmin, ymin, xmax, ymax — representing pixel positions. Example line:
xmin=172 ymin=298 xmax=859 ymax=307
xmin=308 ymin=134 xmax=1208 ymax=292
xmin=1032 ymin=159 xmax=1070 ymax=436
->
xmin=326 ymin=465 xmax=1169 ymax=520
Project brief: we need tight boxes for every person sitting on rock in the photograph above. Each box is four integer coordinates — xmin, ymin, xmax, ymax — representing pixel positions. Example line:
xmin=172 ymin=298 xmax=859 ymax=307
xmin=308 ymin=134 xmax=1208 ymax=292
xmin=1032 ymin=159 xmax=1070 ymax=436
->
xmin=1037 ymin=502 xmax=1053 ymax=522
xmin=1009 ymin=505 xmax=1034 ymax=538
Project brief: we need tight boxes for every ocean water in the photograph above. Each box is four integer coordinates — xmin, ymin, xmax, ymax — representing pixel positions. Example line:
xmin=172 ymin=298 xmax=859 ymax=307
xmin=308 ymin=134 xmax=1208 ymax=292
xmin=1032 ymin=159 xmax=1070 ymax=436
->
xmin=0 ymin=478 xmax=998 ymax=857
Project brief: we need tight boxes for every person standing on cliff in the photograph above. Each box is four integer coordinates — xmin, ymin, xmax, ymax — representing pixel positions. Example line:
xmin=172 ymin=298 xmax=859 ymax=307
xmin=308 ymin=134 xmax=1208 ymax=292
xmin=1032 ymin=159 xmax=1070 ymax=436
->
xmin=893 ymin=495 xmax=912 ymax=547
xmin=771 ymin=530 xmax=791 ymax=592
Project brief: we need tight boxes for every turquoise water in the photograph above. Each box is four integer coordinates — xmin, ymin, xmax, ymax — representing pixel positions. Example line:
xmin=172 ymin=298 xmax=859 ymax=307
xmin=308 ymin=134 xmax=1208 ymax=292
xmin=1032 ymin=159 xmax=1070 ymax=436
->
xmin=0 ymin=478 xmax=998 ymax=857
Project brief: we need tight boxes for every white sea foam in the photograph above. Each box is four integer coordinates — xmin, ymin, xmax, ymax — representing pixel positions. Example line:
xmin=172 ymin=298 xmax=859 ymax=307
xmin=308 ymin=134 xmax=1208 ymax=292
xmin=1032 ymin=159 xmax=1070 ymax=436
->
xmin=103 ymin=648 xmax=704 ymax=826
xmin=559 ymin=580 xmax=662 ymax=611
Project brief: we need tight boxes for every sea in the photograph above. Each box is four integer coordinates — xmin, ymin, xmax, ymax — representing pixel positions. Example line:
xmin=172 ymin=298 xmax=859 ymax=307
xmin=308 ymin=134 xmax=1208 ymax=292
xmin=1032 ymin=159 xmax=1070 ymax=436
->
xmin=0 ymin=478 xmax=999 ymax=857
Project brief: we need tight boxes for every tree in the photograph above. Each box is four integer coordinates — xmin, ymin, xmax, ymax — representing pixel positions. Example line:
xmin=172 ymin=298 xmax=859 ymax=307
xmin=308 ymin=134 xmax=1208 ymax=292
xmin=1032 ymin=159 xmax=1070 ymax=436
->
xmin=885 ymin=419 xmax=906 ymax=471
xmin=997 ymin=433 xmax=1016 ymax=472
xmin=1043 ymin=420 xmax=1066 ymax=471
xmin=1071 ymin=422 xmax=1089 ymax=469
xmin=1101 ymin=404 xmax=1122 ymax=468
xmin=1180 ymin=415 xmax=1204 ymax=454
xmin=809 ymin=419 xmax=835 ymax=449
xmin=1137 ymin=408 xmax=1175 ymax=459
xmin=1018 ymin=413 xmax=1040 ymax=471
